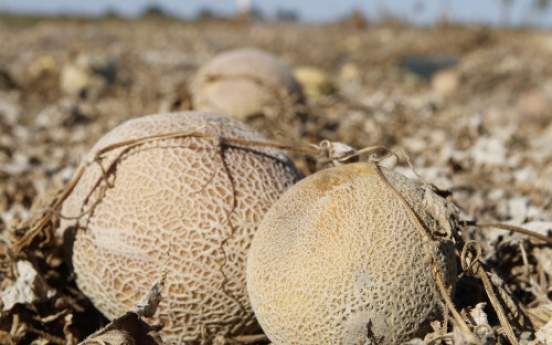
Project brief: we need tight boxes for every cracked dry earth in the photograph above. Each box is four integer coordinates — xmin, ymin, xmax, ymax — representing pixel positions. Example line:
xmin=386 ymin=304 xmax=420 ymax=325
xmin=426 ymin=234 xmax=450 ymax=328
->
xmin=0 ymin=15 xmax=552 ymax=345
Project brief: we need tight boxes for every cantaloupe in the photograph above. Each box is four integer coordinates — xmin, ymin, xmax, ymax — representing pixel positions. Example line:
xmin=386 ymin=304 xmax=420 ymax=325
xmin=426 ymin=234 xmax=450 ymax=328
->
xmin=190 ymin=47 xmax=303 ymax=120
xmin=246 ymin=162 xmax=458 ymax=345
xmin=59 ymin=111 xmax=302 ymax=344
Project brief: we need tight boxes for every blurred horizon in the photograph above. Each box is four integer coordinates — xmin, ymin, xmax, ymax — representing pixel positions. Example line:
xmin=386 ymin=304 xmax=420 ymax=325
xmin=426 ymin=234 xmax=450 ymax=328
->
xmin=0 ymin=0 xmax=552 ymax=27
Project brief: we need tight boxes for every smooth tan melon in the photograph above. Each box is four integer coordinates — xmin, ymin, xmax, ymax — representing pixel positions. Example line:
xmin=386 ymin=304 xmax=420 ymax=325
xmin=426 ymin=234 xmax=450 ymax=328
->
xmin=59 ymin=111 xmax=302 ymax=344
xmin=190 ymin=47 xmax=303 ymax=120
xmin=246 ymin=162 xmax=458 ymax=345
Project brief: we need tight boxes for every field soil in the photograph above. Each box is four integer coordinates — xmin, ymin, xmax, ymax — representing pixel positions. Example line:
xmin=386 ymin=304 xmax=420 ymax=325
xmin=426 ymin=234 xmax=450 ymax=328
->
xmin=0 ymin=16 xmax=551 ymax=344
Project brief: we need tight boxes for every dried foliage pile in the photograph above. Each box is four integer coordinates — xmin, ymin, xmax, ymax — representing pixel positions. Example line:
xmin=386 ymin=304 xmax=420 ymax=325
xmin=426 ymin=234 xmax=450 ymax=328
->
xmin=0 ymin=16 xmax=551 ymax=344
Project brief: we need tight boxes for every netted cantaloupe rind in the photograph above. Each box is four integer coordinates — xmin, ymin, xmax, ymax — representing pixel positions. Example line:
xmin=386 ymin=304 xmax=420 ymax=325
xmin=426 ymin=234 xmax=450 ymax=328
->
xmin=190 ymin=47 xmax=303 ymax=120
xmin=246 ymin=162 xmax=459 ymax=345
xmin=59 ymin=111 xmax=302 ymax=344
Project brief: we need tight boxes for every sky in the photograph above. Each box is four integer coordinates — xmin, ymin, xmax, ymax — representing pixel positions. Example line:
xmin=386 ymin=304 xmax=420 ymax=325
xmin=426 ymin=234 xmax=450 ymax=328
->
xmin=0 ymin=0 xmax=551 ymax=27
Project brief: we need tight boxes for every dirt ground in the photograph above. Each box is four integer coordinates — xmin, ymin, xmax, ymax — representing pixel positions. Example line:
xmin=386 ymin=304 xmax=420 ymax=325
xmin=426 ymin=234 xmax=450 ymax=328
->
xmin=0 ymin=14 xmax=551 ymax=345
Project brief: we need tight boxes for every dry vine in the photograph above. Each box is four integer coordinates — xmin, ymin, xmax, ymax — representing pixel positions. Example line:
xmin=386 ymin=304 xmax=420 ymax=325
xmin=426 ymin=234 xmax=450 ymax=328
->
xmin=1 ymin=135 xmax=551 ymax=345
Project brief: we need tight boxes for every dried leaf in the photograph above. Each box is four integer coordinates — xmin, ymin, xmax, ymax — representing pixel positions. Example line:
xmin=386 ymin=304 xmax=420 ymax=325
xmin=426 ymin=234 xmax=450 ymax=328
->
xmin=530 ymin=318 xmax=552 ymax=345
xmin=78 ymin=312 xmax=162 ymax=345
xmin=0 ymin=260 xmax=55 ymax=311
xmin=130 ymin=280 xmax=162 ymax=318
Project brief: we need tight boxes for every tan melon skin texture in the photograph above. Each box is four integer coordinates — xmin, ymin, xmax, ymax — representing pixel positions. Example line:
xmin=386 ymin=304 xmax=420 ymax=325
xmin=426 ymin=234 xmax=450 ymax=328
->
xmin=191 ymin=47 xmax=303 ymax=120
xmin=59 ymin=111 xmax=302 ymax=344
xmin=246 ymin=162 xmax=458 ymax=345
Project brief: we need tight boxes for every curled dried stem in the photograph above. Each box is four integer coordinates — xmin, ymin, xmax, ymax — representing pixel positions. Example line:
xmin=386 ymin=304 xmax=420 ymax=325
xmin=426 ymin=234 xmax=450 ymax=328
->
xmin=372 ymin=163 xmax=480 ymax=344
xmin=9 ymin=128 xmax=308 ymax=255
xmin=461 ymin=221 xmax=552 ymax=245
xmin=231 ymin=334 xmax=269 ymax=344
xmin=460 ymin=240 xmax=482 ymax=277
xmin=460 ymin=240 xmax=529 ymax=340
xmin=349 ymin=145 xmax=395 ymax=163
xmin=433 ymin=266 xmax=479 ymax=344
xmin=475 ymin=264 xmax=519 ymax=345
